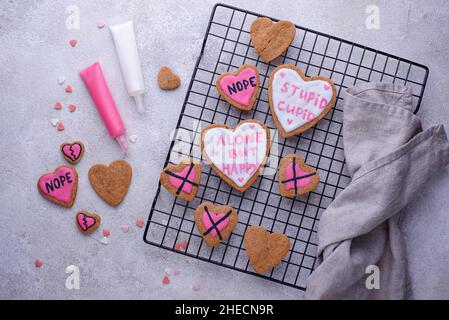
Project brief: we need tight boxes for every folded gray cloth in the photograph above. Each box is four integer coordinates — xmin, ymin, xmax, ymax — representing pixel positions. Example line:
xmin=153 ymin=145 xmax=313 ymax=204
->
xmin=305 ymin=82 xmax=449 ymax=299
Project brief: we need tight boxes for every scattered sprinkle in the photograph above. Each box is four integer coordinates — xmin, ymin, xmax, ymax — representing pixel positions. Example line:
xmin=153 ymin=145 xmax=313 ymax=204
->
xmin=56 ymin=121 xmax=65 ymax=131
xmin=35 ymin=259 xmax=43 ymax=268
xmin=65 ymin=85 xmax=73 ymax=93
xmin=164 ymin=267 xmax=173 ymax=275
xmin=103 ymin=228 xmax=110 ymax=237
xmin=57 ymin=76 xmax=66 ymax=85
xmin=54 ymin=101 xmax=62 ymax=110
xmin=50 ymin=118 xmax=59 ymax=127
xmin=100 ymin=236 xmax=109 ymax=245
xmin=97 ymin=20 xmax=106 ymax=28
xmin=173 ymin=268 xmax=181 ymax=276
xmin=192 ymin=283 xmax=201 ymax=291
xmin=174 ymin=240 xmax=188 ymax=251
xmin=162 ymin=276 xmax=170 ymax=285
xmin=136 ymin=218 xmax=145 ymax=228
xmin=121 ymin=224 xmax=130 ymax=233
xmin=69 ymin=39 xmax=77 ymax=47
xmin=68 ymin=104 xmax=77 ymax=112
xmin=129 ymin=134 xmax=138 ymax=143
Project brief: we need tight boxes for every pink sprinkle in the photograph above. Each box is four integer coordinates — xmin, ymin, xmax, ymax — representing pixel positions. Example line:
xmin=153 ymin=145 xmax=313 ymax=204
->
xmin=35 ymin=259 xmax=43 ymax=268
xmin=103 ymin=228 xmax=110 ymax=237
xmin=162 ymin=276 xmax=170 ymax=285
xmin=68 ymin=104 xmax=76 ymax=112
xmin=136 ymin=219 xmax=145 ymax=228
xmin=192 ymin=283 xmax=200 ymax=291
xmin=65 ymin=85 xmax=73 ymax=93
xmin=174 ymin=240 xmax=188 ymax=251
xmin=97 ymin=20 xmax=106 ymax=28
xmin=173 ymin=268 xmax=181 ymax=276
xmin=122 ymin=224 xmax=130 ymax=233
xmin=56 ymin=121 xmax=64 ymax=131
xmin=69 ymin=39 xmax=77 ymax=47
xmin=54 ymin=101 xmax=62 ymax=110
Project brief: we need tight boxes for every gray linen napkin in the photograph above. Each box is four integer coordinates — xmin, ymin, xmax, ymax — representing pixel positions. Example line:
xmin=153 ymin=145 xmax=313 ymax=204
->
xmin=305 ymin=82 xmax=449 ymax=299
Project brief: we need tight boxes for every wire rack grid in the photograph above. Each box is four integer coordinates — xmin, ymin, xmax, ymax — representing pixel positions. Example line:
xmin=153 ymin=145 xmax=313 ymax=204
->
xmin=143 ymin=3 xmax=429 ymax=291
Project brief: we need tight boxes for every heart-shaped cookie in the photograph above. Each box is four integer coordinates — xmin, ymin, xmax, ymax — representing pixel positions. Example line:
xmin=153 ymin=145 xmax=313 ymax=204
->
xmin=61 ymin=141 xmax=85 ymax=164
xmin=157 ymin=66 xmax=181 ymax=90
xmin=269 ymin=64 xmax=337 ymax=137
xmin=194 ymin=202 xmax=238 ymax=247
xmin=201 ymin=120 xmax=270 ymax=192
xmin=244 ymin=225 xmax=290 ymax=274
xmin=279 ymin=153 xmax=319 ymax=197
xmin=76 ymin=210 xmax=101 ymax=235
xmin=88 ymin=160 xmax=132 ymax=206
xmin=250 ymin=17 xmax=296 ymax=62
xmin=37 ymin=166 xmax=78 ymax=207
xmin=160 ymin=159 xmax=201 ymax=202
xmin=216 ymin=64 xmax=260 ymax=111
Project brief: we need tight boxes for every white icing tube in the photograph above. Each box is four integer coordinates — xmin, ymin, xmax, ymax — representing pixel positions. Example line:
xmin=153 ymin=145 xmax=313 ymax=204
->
xmin=109 ymin=19 xmax=145 ymax=114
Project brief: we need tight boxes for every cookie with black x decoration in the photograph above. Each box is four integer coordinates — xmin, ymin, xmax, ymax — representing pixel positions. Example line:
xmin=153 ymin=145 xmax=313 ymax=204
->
xmin=194 ymin=202 xmax=239 ymax=247
xmin=278 ymin=153 xmax=320 ymax=197
xmin=160 ymin=159 xmax=202 ymax=202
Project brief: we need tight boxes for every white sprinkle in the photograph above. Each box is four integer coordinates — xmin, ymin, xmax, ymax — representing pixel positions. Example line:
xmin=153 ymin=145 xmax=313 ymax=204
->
xmin=50 ymin=118 xmax=59 ymax=127
xmin=129 ymin=135 xmax=138 ymax=143
xmin=100 ymin=236 xmax=109 ymax=245
xmin=57 ymin=76 xmax=66 ymax=85
xmin=164 ymin=267 xmax=173 ymax=275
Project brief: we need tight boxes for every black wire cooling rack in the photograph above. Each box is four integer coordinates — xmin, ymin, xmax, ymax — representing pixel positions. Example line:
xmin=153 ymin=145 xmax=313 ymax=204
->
xmin=143 ymin=3 xmax=429 ymax=291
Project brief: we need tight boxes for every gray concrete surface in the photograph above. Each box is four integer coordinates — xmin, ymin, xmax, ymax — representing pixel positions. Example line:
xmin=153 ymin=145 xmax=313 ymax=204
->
xmin=1 ymin=0 xmax=449 ymax=299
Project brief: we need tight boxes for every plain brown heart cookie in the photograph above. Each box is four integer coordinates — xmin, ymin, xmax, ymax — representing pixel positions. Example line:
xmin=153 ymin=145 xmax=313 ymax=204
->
xmin=160 ymin=158 xmax=201 ymax=202
xmin=279 ymin=153 xmax=319 ymax=197
xmin=157 ymin=66 xmax=181 ymax=90
xmin=250 ymin=17 xmax=296 ymax=62
xmin=194 ymin=202 xmax=238 ymax=247
xmin=88 ymin=160 xmax=132 ymax=206
xmin=244 ymin=225 xmax=290 ymax=274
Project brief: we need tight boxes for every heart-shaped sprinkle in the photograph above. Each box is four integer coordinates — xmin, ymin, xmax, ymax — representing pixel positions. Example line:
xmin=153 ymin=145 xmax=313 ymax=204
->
xmin=54 ymin=101 xmax=62 ymax=110
xmin=76 ymin=211 xmax=101 ymax=235
xmin=216 ymin=64 xmax=260 ymax=111
xmin=61 ymin=141 xmax=84 ymax=164
xmin=160 ymin=160 xmax=201 ymax=202
xmin=201 ymin=120 xmax=269 ymax=192
xmin=37 ymin=166 xmax=78 ymax=207
xmin=35 ymin=259 xmax=43 ymax=268
xmin=69 ymin=39 xmax=77 ymax=47
xmin=279 ymin=154 xmax=319 ymax=197
xmin=194 ymin=202 xmax=238 ymax=247
xmin=102 ymin=228 xmax=110 ymax=237
xmin=157 ymin=66 xmax=181 ymax=90
xmin=269 ymin=64 xmax=336 ymax=137
xmin=56 ymin=121 xmax=65 ymax=131
xmin=136 ymin=219 xmax=145 ymax=228
xmin=68 ymin=104 xmax=76 ymax=112
xmin=65 ymin=85 xmax=73 ymax=93
xmin=162 ymin=276 xmax=170 ymax=285
xmin=97 ymin=20 xmax=106 ymax=28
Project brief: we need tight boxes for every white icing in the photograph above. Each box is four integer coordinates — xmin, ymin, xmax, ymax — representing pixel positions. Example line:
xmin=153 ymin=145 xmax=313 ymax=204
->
xmin=271 ymin=68 xmax=334 ymax=133
xmin=203 ymin=122 xmax=268 ymax=188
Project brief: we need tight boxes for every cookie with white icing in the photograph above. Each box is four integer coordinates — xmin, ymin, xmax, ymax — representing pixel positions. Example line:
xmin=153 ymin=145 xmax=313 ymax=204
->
xmin=268 ymin=64 xmax=337 ymax=138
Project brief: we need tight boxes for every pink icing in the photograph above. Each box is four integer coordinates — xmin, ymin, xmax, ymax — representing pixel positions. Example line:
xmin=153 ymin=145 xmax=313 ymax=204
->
xmin=77 ymin=213 xmax=96 ymax=231
xmin=202 ymin=210 xmax=230 ymax=237
xmin=219 ymin=68 xmax=257 ymax=106
xmin=285 ymin=163 xmax=313 ymax=190
xmin=38 ymin=167 xmax=76 ymax=204
xmin=169 ymin=166 xmax=196 ymax=194
xmin=62 ymin=143 xmax=82 ymax=161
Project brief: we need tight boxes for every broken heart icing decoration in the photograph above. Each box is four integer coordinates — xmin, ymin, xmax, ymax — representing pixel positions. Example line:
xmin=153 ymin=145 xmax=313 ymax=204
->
xmin=37 ymin=166 xmax=78 ymax=207
xmin=194 ymin=202 xmax=238 ymax=247
xmin=269 ymin=64 xmax=337 ymax=138
xmin=76 ymin=211 xmax=101 ymax=235
xmin=279 ymin=153 xmax=320 ymax=197
xmin=61 ymin=141 xmax=85 ymax=164
xmin=160 ymin=159 xmax=201 ymax=202
xmin=216 ymin=64 xmax=260 ymax=111
xmin=201 ymin=120 xmax=270 ymax=192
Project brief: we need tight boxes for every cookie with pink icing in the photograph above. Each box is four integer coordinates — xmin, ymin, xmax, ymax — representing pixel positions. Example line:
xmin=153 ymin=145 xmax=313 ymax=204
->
xmin=76 ymin=210 xmax=101 ymax=235
xmin=160 ymin=159 xmax=201 ymax=201
xmin=201 ymin=120 xmax=270 ymax=192
xmin=61 ymin=141 xmax=85 ymax=164
xmin=194 ymin=202 xmax=238 ymax=247
xmin=216 ymin=64 xmax=260 ymax=111
xmin=268 ymin=64 xmax=337 ymax=138
xmin=37 ymin=166 xmax=78 ymax=207
xmin=278 ymin=153 xmax=319 ymax=197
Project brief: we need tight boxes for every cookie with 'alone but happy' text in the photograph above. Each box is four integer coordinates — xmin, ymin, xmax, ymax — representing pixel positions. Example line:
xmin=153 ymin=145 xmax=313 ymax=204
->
xmin=160 ymin=159 xmax=201 ymax=202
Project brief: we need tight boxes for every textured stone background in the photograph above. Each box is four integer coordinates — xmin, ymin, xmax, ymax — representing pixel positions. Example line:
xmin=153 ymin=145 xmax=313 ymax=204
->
xmin=1 ymin=0 xmax=449 ymax=299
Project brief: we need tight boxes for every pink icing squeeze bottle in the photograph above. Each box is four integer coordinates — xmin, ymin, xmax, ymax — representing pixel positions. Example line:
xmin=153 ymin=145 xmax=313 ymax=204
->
xmin=80 ymin=62 xmax=128 ymax=152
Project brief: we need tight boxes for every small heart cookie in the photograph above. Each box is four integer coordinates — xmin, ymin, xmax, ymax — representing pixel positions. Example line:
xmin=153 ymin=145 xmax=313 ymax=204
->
xmin=244 ymin=225 xmax=290 ymax=274
xmin=279 ymin=153 xmax=319 ymax=197
xmin=194 ymin=202 xmax=238 ymax=247
xmin=160 ymin=159 xmax=201 ymax=202
xmin=76 ymin=210 xmax=101 ymax=235
xmin=60 ymin=141 xmax=85 ymax=164
xmin=157 ymin=66 xmax=181 ymax=90
xmin=88 ymin=160 xmax=132 ymax=206
xmin=268 ymin=64 xmax=337 ymax=137
xmin=250 ymin=17 xmax=296 ymax=62
xmin=37 ymin=166 xmax=78 ymax=208
xmin=201 ymin=120 xmax=270 ymax=192
xmin=216 ymin=64 xmax=260 ymax=111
